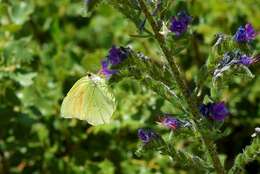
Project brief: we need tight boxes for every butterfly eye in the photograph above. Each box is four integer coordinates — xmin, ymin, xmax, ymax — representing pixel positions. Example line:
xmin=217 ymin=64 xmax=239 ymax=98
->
xmin=87 ymin=73 xmax=92 ymax=77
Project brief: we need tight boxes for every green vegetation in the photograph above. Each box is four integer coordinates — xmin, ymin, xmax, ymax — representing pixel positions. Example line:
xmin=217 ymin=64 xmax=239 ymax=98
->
xmin=0 ymin=0 xmax=259 ymax=173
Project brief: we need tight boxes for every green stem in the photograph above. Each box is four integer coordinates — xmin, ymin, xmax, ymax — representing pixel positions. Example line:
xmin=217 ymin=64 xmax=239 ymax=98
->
xmin=137 ymin=1 xmax=225 ymax=174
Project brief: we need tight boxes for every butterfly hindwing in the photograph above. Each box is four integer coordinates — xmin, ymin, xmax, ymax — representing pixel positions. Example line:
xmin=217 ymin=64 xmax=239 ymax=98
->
xmin=86 ymin=83 xmax=115 ymax=125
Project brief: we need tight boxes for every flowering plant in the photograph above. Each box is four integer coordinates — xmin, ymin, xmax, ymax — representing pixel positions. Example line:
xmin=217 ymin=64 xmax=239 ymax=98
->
xmin=1 ymin=0 xmax=260 ymax=173
xmin=86 ymin=0 xmax=260 ymax=173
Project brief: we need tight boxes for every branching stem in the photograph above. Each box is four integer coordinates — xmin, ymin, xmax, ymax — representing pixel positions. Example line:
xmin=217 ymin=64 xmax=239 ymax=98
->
xmin=138 ymin=1 xmax=225 ymax=173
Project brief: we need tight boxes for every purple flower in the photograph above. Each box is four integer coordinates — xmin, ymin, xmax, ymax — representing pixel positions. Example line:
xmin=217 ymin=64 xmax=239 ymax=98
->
xmin=234 ymin=27 xmax=247 ymax=42
xmin=100 ymin=59 xmax=117 ymax=78
xmin=239 ymin=55 xmax=254 ymax=65
xmin=238 ymin=54 xmax=260 ymax=66
xmin=234 ymin=23 xmax=256 ymax=43
xmin=169 ymin=11 xmax=192 ymax=36
xmin=178 ymin=11 xmax=192 ymax=26
xmin=199 ymin=103 xmax=212 ymax=118
xmin=100 ymin=45 xmax=129 ymax=78
xmin=137 ymin=128 xmax=159 ymax=144
xmin=200 ymin=102 xmax=229 ymax=121
xmin=210 ymin=102 xmax=229 ymax=121
xmin=108 ymin=46 xmax=128 ymax=65
xmin=245 ymin=23 xmax=256 ymax=40
xmin=170 ymin=17 xmax=187 ymax=36
xmin=158 ymin=115 xmax=181 ymax=130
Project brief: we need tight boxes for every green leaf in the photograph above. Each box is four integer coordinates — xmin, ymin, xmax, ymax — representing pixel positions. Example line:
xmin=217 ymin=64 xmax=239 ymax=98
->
xmin=13 ymin=72 xmax=37 ymax=87
xmin=2 ymin=36 xmax=34 ymax=65
xmin=31 ymin=123 xmax=49 ymax=144
xmin=80 ymin=0 xmax=104 ymax=17
xmin=8 ymin=1 xmax=34 ymax=25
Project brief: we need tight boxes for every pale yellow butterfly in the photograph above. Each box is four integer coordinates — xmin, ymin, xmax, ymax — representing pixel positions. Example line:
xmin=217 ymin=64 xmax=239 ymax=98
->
xmin=61 ymin=73 xmax=116 ymax=125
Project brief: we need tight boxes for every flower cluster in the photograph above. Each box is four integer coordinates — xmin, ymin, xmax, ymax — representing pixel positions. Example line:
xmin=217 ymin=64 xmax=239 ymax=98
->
xmin=169 ymin=11 xmax=192 ymax=36
xmin=137 ymin=114 xmax=191 ymax=145
xmin=100 ymin=46 xmax=129 ymax=78
xmin=213 ymin=51 xmax=259 ymax=79
xmin=213 ymin=23 xmax=257 ymax=77
xmin=234 ymin=23 xmax=256 ymax=43
xmin=200 ymin=102 xmax=229 ymax=121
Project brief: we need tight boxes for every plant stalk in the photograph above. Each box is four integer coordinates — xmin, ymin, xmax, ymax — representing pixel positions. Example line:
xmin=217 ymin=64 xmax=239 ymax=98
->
xmin=137 ymin=1 xmax=225 ymax=173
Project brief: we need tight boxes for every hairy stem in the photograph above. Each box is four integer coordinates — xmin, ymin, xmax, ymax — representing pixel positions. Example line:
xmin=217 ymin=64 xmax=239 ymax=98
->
xmin=138 ymin=0 xmax=225 ymax=173
xmin=228 ymin=137 xmax=260 ymax=174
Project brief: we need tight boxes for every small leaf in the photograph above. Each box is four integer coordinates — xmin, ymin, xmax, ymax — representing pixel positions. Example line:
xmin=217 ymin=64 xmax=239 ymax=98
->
xmin=8 ymin=1 xmax=34 ymax=25
xmin=13 ymin=73 xmax=37 ymax=87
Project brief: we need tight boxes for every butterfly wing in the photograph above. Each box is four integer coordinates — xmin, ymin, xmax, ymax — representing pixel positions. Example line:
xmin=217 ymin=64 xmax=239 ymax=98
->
xmin=61 ymin=73 xmax=116 ymax=125
xmin=84 ymin=74 xmax=116 ymax=125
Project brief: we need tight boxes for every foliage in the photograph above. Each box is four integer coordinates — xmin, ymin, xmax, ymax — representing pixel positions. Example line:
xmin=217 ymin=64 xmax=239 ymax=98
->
xmin=0 ymin=0 xmax=260 ymax=174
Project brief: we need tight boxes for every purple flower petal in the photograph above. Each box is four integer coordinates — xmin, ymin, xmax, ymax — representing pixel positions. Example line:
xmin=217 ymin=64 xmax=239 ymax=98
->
xmin=108 ymin=46 xmax=128 ymax=65
xmin=245 ymin=23 xmax=256 ymax=41
xmin=169 ymin=11 xmax=191 ymax=36
xmin=100 ymin=45 xmax=130 ymax=79
xmin=199 ymin=102 xmax=229 ymax=121
xmin=108 ymin=46 xmax=122 ymax=65
xmin=199 ymin=103 xmax=212 ymax=118
xmin=234 ymin=23 xmax=256 ymax=43
xmin=100 ymin=59 xmax=117 ymax=78
xmin=177 ymin=11 xmax=192 ymax=26
xmin=209 ymin=102 xmax=229 ymax=121
xmin=159 ymin=116 xmax=181 ymax=130
xmin=239 ymin=55 xmax=253 ymax=66
xmin=234 ymin=26 xmax=247 ymax=42
xmin=137 ymin=128 xmax=159 ymax=144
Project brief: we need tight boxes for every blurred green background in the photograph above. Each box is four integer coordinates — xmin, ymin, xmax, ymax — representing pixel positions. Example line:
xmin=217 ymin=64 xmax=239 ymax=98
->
xmin=0 ymin=0 xmax=259 ymax=173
